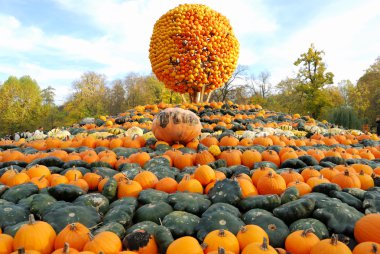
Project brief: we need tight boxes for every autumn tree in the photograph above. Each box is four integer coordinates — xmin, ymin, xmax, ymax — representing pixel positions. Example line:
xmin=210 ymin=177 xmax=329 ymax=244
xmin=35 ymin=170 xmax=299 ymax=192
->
xmin=294 ymin=44 xmax=334 ymax=118
xmin=211 ymin=65 xmax=248 ymax=102
xmin=0 ymin=76 xmax=43 ymax=135
xmin=64 ymin=72 xmax=108 ymax=123
xmin=355 ymin=57 xmax=380 ymax=125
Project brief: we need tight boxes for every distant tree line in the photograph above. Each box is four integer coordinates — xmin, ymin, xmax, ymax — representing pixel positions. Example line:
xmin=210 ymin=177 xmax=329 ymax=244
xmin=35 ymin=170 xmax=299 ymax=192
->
xmin=0 ymin=44 xmax=379 ymax=136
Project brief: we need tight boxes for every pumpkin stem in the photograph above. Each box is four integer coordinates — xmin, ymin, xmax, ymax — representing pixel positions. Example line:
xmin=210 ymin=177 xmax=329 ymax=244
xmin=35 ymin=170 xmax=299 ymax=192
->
xmin=69 ymin=223 xmax=77 ymax=230
xmin=218 ymin=229 xmax=226 ymax=237
xmin=330 ymin=234 xmax=338 ymax=246
xmin=240 ymin=226 xmax=248 ymax=233
xmin=88 ymin=232 xmax=95 ymax=240
xmin=28 ymin=214 xmax=36 ymax=225
xmin=371 ymin=243 xmax=378 ymax=253
xmin=344 ymin=170 xmax=350 ymax=176
xmin=301 ymin=228 xmax=315 ymax=237
xmin=260 ymin=237 xmax=269 ymax=251
xmin=63 ymin=242 xmax=70 ymax=254
xmin=17 ymin=248 xmax=26 ymax=254
xmin=267 ymin=171 xmax=274 ymax=178
xmin=38 ymin=175 xmax=46 ymax=181
xmin=218 ymin=247 xmax=226 ymax=254
xmin=359 ymin=170 xmax=365 ymax=176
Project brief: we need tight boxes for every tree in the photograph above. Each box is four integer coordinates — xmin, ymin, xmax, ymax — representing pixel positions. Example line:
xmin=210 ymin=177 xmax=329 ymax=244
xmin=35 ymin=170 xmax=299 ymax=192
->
xmin=355 ymin=57 xmax=380 ymax=125
xmin=41 ymin=86 xmax=56 ymax=106
xmin=211 ymin=65 xmax=248 ymax=102
xmin=294 ymin=44 xmax=334 ymax=118
xmin=0 ymin=76 xmax=43 ymax=135
xmin=108 ymin=79 xmax=126 ymax=115
xmin=64 ymin=72 xmax=109 ymax=123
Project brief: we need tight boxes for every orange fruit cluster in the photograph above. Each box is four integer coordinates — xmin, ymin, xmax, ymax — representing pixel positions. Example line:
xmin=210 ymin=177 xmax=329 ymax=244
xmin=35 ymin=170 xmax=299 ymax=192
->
xmin=149 ymin=4 xmax=239 ymax=95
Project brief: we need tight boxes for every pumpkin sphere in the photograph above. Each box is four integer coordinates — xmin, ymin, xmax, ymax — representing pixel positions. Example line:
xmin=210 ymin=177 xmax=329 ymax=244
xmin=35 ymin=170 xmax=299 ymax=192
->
xmin=149 ymin=4 xmax=239 ymax=97
xmin=152 ymin=108 xmax=202 ymax=144
xmin=352 ymin=242 xmax=380 ymax=254
xmin=0 ymin=233 xmax=14 ymax=254
xmin=166 ymin=236 xmax=204 ymax=254
xmin=354 ymin=214 xmax=380 ymax=244
xmin=13 ymin=214 xmax=56 ymax=254
xmin=54 ymin=223 xmax=90 ymax=251
xmin=310 ymin=235 xmax=352 ymax=254
xmin=203 ymin=229 xmax=240 ymax=254
xmin=83 ymin=231 xmax=122 ymax=254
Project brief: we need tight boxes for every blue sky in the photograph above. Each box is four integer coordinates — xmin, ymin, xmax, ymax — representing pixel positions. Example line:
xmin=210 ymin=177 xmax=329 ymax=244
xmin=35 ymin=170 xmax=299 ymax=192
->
xmin=0 ymin=0 xmax=379 ymax=104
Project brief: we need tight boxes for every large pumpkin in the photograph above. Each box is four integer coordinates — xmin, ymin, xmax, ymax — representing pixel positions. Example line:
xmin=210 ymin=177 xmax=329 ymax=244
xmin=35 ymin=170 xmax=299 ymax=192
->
xmin=152 ymin=108 xmax=202 ymax=144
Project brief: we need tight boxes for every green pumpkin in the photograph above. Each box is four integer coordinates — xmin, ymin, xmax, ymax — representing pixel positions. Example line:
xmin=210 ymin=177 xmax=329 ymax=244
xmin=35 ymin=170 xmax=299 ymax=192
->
xmin=253 ymin=161 xmax=278 ymax=170
xmin=342 ymin=188 xmax=366 ymax=200
xmin=167 ymin=192 xmax=211 ymax=215
xmin=312 ymin=183 xmax=341 ymax=195
xmin=43 ymin=204 xmax=101 ymax=233
xmin=4 ymin=220 xmax=28 ymax=236
xmin=208 ymin=159 xmax=227 ymax=170
xmin=73 ymin=193 xmax=110 ymax=215
xmin=48 ymin=184 xmax=85 ymax=201
xmin=90 ymin=161 xmax=113 ymax=169
xmin=91 ymin=167 xmax=118 ymax=178
xmin=0 ymin=203 xmax=28 ymax=229
xmin=281 ymin=186 xmax=300 ymax=204
xmin=48 ymin=166 xmax=64 ymax=174
xmin=0 ymin=199 xmax=12 ymax=206
xmin=147 ymin=166 xmax=179 ymax=180
xmin=298 ymin=155 xmax=319 ymax=166
xmin=103 ymin=206 xmax=133 ymax=226
xmin=245 ymin=214 xmax=289 ymax=248
xmin=195 ymin=210 xmax=245 ymax=241
xmin=289 ymin=218 xmax=329 ymax=239
xmin=126 ymin=221 xmax=158 ymax=235
xmin=101 ymin=178 xmax=118 ymax=201
xmin=119 ymin=163 xmax=142 ymax=179
xmin=1 ymin=183 xmax=39 ymax=203
xmin=239 ymin=194 xmax=281 ymax=212
xmin=109 ymin=197 xmax=137 ymax=211
xmin=313 ymin=200 xmax=364 ymax=235
xmin=280 ymin=158 xmax=307 ymax=169
xmin=93 ymin=221 xmax=126 ymax=238
xmin=363 ymin=198 xmax=380 ymax=214
xmin=207 ymin=179 xmax=242 ymax=206
xmin=27 ymin=156 xmax=64 ymax=168
xmin=320 ymin=156 xmax=345 ymax=165
xmin=328 ymin=190 xmax=362 ymax=211
xmin=40 ymin=200 xmax=71 ymax=216
xmin=242 ymin=208 xmax=273 ymax=224
xmin=162 ymin=211 xmax=200 ymax=238
xmin=202 ymin=203 xmax=241 ymax=218
xmin=363 ymin=189 xmax=380 ymax=200
xmin=62 ymin=160 xmax=90 ymax=169
xmin=134 ymin=202 xmax=173 ymax=224
xmin=113 ymin=147 xmax=139 ymax=158
xmin=144 ymin=157 xmax=171 ymax=169
xmin=138 ymin=189 xmax=169 ymax=204
xmin=273 ymin=198 xmax=316 ymax=224
xmin=17 ymin=194 xmax=38 ymax=210
xmin=154 ymin=225 xmax=174 ymax=254
xmin=30 ymin=194 xmax=57 ymax=217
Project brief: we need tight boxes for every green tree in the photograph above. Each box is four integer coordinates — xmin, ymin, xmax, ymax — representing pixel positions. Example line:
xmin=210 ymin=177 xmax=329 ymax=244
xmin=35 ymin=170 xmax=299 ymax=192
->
xmin=294 ymin=44 xmax=334 ymax=118
xmin=108 ymin=79 xmax=127 ymax=115
xmin=0 ymin=76 xmax=43 ymax=135
xmin=64 ymin=72 xmax=109 ymax=123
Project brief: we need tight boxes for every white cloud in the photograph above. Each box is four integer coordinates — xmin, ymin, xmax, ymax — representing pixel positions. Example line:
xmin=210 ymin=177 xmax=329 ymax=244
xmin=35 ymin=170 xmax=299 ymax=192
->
xmin=259 ymin=0 xmax=380 ymax=85
xmin=1 ymin=0 xmax=379 ymax=106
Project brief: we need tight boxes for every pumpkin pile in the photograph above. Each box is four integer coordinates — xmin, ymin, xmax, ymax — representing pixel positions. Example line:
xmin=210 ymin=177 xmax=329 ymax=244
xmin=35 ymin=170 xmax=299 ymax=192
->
xmin=149 ymin=4 xmax=239 ymax=100
xmin=0 ymin=101 xmax=380 ymax=253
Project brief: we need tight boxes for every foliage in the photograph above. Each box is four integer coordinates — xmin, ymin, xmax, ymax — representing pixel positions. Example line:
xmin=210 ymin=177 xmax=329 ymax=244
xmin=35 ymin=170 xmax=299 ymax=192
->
xmin=0 ymin=76 xmax=43 ymax=135
xmin=327 ymin=106 xmax=362 ymax=129
xmin=293 ymin=44 xmax=334 ymax=118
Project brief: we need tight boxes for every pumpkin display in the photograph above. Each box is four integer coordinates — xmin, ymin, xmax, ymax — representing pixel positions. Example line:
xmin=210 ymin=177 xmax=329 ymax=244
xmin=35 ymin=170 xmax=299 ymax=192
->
xmin=0 ymin=98 xmax=379 ymax=254
xmin=152 ymin=108 xmax=202 ymax=144
xmin=149 ymin=4 xmax=239 ymax=101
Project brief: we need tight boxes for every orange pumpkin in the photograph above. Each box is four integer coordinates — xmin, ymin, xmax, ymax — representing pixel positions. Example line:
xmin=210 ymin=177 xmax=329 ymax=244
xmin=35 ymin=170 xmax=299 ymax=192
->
xmin=152 ymin=108 xmax=202 ymax=144
xmin=354 ymin=214 xmax=380 ymax=244
xmin=54 ymin=223 xmax=90 ymax=251
xmin=83 ymin=232 xmax=122 ymax=254
xmin=166 ymin=236 xmax=203 ymax=254
xmin=13 ymin=214 xmax=56 ymax=254
xmin=203 ymin=229 xmax=240 ymax=254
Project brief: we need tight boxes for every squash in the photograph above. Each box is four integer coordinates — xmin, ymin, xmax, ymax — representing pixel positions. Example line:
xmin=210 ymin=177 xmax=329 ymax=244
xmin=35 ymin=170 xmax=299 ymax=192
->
xmin=134 ymin=202 xmax=173 ymax=224
xmin=152 ymin=108 xmax=202 ymax=144
xmin=239 ymin=194 xmax=281 ymax=212
xmin=207 ymin=179 xmax=242 ymax=206
xmin=162 ymin=211 xmax=200 ymax=238
xmin=167 ymin=192 xmax=211 ymax=215
xmin=273 ymin=198 xmax=316 ymax=224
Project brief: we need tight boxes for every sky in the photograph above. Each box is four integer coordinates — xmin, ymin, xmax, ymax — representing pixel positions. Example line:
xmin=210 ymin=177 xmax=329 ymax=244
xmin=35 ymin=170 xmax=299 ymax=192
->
xmin=0 ymin=0 xmax=379 ymax=104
